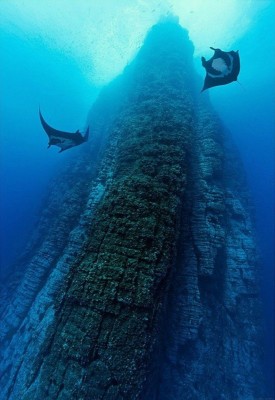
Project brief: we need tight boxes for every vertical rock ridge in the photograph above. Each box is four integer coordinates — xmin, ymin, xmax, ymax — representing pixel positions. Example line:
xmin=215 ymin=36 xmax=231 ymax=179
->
xmin=0 ymin=78 xmax=128 ymax=399
xmin=145 ymin=101 xmax=263 ymax=399
xmin=21 ymin=22 xmax=196 ymax=400
xmin=0 ymin=20 xmax=263 ymax=400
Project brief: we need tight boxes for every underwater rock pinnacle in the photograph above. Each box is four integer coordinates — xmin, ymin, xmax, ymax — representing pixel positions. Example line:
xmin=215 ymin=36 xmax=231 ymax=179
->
xmin=0 ymin=20 xmax=264 ymax=400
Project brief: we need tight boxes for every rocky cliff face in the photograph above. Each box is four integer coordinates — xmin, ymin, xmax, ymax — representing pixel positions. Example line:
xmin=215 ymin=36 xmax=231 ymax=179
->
xmin=0 ymin=20 xmax=263 ymax=400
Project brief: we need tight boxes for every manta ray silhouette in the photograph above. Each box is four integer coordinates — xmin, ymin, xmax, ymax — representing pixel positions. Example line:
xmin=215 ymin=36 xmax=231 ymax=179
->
xmin=201 ymin=47 xmax=240 ymax=91
xmin=39 ymin=109 xmax=89 ymax=153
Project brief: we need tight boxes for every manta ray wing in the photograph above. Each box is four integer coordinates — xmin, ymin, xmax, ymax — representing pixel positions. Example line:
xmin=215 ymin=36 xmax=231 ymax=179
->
xmin=39 ymin=109 xmax=87 ymax=152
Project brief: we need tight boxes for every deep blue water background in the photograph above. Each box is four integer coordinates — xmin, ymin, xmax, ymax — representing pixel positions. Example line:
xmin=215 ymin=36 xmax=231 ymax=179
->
xmin=0 ymin=3 xmax=274 ymax=396
xmin=0 ymin=31 xmax=98 ymax=270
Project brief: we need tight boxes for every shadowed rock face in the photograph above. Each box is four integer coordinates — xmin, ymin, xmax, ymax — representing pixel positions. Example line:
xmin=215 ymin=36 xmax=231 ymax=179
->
xmin=0 ymin=20 xmax=263 ymax=400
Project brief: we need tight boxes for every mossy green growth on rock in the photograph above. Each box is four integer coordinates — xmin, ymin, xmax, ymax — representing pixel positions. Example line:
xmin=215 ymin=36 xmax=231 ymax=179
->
xmin=25 ymin=21 xmax=196 ymax=400
xmin=2 ymin=19 xmax=263 ymax=400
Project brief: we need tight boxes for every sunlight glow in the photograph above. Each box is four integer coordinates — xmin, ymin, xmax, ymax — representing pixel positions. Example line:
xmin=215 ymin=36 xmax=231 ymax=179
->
xmin=0 ymin=0 xmax=271 ymax=84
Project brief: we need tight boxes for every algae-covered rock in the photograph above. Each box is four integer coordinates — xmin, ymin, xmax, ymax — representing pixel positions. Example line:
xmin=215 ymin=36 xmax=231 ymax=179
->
xmin=0 ymin=20 xmax=264 ymax=400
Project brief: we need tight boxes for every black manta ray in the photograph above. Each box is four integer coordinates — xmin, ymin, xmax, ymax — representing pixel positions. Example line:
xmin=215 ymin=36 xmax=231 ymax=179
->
xmin=39 ymin=109 xmax=89 ymax=153
xmin=201 ymin=47 xmax=240 ymax=91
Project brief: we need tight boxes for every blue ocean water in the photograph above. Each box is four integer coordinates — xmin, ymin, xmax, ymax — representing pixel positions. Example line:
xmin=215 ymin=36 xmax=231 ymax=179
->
xmin=0 ymin=29 xmax=98 ymax=269
xmin=0 ymin=1 xmax=274 ymax=396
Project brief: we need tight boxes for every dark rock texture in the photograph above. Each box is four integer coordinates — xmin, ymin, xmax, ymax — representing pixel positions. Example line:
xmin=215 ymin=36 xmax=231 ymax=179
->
xmin=0 ymin=20 xmax=263 ymax=400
